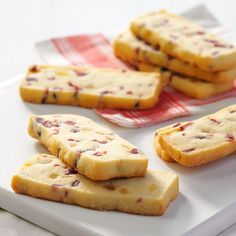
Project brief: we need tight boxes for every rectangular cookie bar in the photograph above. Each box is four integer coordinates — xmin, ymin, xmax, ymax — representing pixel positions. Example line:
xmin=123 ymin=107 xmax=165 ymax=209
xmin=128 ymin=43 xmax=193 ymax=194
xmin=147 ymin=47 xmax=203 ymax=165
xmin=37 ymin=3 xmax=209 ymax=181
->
xmin=114 ymin=30 xmax=236 ymax=83
xmin=28 ymin=114 xmax=148 ymax=180
xmin=131 ymin=10 xmax=236 ymax=72
xmin=20 ymin=65 xmax=162 ymax=110
xmin=11 ymin=154 xmax=179 ymax=216
xmin=158 ymin=105 xmax=236 ymax=167
xmin=129 ymin=61 xmax=234 ymax=99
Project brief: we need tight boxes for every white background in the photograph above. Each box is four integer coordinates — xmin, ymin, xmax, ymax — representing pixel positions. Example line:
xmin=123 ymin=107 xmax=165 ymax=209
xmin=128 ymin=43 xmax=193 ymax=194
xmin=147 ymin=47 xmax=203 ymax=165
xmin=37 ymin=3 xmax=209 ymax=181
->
xmin=1 ymin=0 xmax=236 ymax=235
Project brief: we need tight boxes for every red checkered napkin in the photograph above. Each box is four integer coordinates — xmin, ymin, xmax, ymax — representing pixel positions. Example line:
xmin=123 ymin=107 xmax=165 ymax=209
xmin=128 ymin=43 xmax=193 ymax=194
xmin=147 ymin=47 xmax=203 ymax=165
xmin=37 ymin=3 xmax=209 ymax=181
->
xmin=36 ymin=34 xmax=236 ymax=127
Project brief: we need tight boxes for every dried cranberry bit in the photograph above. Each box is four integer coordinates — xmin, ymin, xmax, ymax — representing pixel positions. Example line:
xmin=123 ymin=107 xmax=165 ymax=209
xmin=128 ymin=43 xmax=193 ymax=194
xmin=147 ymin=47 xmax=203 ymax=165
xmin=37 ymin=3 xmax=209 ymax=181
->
xmin=119 ymin=86 xmax=124 ymax=90
xmin=53 ymin=86 xmax=63 ymax=91
xmin=51 ymin=184 xmax=63 ymax=191
xmin=100 ymin=90 xmax=113 ymax=95
xmin=121 ymin=69 xmax=127 ymax=73
xmin=204 ymin=39 xmax=231 ymax=48
xmin=226 ymin=134 xmax=235 ymax=141
xmin=210 ymin=118 xmax=221 ymax=124
xmin=136 ymin=197 xmax=142 ymax=203
xmin=126 ymin=90 xmax=133 ymax=95
xmin=68 ymin=138 xmax=80 ymax=142
xmin=26 ymin=77 xmax=38 ymax=82
xmin=173 ymin=122 xmax=180 ymax=128
xmin=65 ymin=120 xmax=76 ymax=126
xmin=41 ymin=88 xmax=49 ymax=104
xmin=68 ymin=81 xmax=80 ymax=91
xmin=36 ymin=117 xmax=44 ymax=123
xmin=104 ymin=184 xmax=116 ymax=191
xmin=54 ymin=164 xmax=60 ymax=167
xmin=134 ymin=102 xmax=140 ymax=109
xmin=230 ymin=110 xmax=236 ymax=113
xmin=197 ymin=31 xmax=205 ymax=35
xmin=71 ymin=128 xmax=80 ymax=133
xmin=195 ymin=135 xmax=207 ymax=139
xmin=30 ymin=65 xmax=40 ymax=73
xmin=130 ymin=148 xmax=139 ymax=154
xmin=71 ymin=180 xmax=80 ymax=187
xmin=52 ymin=93 xmax=57 ymax=99
xmin=74 ymin=69 xmax=87 ymax=76
xmin=92 ymin=139 xmax=108 ymax=144
xmin=183 ymin=148 xmax=195 ymax=153
xmin=48 ymin=76 xmax=56 ymax=80
xmin=37 ymin=131 xmax=41 ymax=137
xmin=65 ymin=168 xmax=78 ymax=175
xmin=52 ymin=129 xmax=59 ymax=135
xmin=180 ymin=122 xmax=192 ymax=131
xmin=93 ymin=151 xmax=107 ymax=156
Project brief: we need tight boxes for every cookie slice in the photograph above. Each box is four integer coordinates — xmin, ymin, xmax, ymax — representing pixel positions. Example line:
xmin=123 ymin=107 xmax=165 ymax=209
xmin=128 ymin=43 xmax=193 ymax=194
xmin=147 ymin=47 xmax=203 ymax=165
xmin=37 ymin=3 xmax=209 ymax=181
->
xmin=11 ymin=154 xmax=179 ymax=216
xmin=20 ymin=65 xmax=162 ymax=110
xmin=28 ymin=114 xmax=148 ymax=180
xmin=158 ymin=105 xmax=236 ymax=167
xmin=114 ymin=30 xmax=236 ymax=83
xmin=131 ymin=10 xmax=236 ymax=72
xmin=128 ymin=61 xmax=234 ymax=99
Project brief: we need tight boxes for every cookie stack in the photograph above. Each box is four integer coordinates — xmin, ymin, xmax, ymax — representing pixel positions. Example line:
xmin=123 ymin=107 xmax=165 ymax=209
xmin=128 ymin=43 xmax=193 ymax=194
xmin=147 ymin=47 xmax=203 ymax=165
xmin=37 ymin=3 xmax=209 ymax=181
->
xmin=154 ymin=105 xmax=236 ymax=166
xmin=11 ymin=114 xmax=179 ymax=215
xmin=113 ymin=10 xmax=236 ymax=99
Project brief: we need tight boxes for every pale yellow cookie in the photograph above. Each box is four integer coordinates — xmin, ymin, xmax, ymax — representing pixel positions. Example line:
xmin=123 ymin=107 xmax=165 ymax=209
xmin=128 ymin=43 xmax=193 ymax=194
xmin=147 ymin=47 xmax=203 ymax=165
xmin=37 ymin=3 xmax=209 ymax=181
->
xmin=11 ymin=154 xmax=179 ymax=216
xmin=131 ymin=10 xmax=236 ymax=72
xmin=129 ymin=61 xmax=234 ymax=99
xmin=20 ymin=65 xmax=162 ymax=110
xmin=114 ymin=30 xmax=236 ymax=83
xmin=28 ymin=114 xmax=148 ymax=181
xmin=158 ymin=105 xmax=236 ymax=167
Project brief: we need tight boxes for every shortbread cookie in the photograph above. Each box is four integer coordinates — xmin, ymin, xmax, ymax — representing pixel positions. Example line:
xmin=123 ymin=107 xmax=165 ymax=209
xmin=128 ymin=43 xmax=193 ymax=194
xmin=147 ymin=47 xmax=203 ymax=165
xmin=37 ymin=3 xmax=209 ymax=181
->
xmin=28 ymin=114 xmax=148 ymax=180
xmin=131 ymin=10 xmax=236 ymax=71
xmin=130 ymin=61 xmax=234 ymax=99
xmin=20 ymin=65 xmax=162 ymax=110
xmin=11 ymin=154 xmax=179 ymax=215
xmin=114 ymin=31 xmax=236 ymax=83
xmin=158 ymin=105 xmax=236 ymax=167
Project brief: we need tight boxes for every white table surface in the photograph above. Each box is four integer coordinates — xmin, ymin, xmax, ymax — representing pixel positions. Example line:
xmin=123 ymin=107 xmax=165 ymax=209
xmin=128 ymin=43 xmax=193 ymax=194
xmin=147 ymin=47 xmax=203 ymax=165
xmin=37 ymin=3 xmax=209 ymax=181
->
xmin=1 ymin=0 xmax=236 ymax=235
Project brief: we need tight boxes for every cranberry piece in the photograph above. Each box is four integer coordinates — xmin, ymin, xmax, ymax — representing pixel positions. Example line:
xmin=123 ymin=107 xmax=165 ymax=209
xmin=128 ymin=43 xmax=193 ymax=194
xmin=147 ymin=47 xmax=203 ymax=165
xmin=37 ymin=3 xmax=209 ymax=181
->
xmin=130 ymin=148 xmax=139 ymax=154
xmin=41 ymin=88 xmax=49 ymax=104
xmin=26 ymin=77 xmax=38 ymax=82
xmin=68 ymin=81 xmax=80 ymax=91
xmin=71 ymin=180 xmax=80 ymax=187
xmin=52 ymin=93 xmax=57 ymax=99
xmin=180 ymin=122 xmax=192 ymax=131
xmin=92 ymin=139 xmax=108 ymax=144
xmin=51 ymin=184 xmax=62 ymax=191
xmin=65 ymin=120 xmax=76 ymax=126
xmin=134 ymin=102 xmax=140 ymax=109
xmin=74 ymin=70 xmax=87 ymax=76
xmin=210 ymin=118 xmax=221 ymax=124
xmin=65 ymin=168 xmax=78 ymax=175
xmin=230 ymin=110 xmax=236 ymax=113
xmin=48 ymin=76 xmax=55 ymax=80
xmin=173 ymin=122 xmax=181 ymax=128
xmin=226 ymin=134 xmax=235 ymax=141
xmin=30 ymin=65 xmax=40 ymax=73
xmin=68 ymin=138 xmax=80 ymax=142
xmin=71 ymin=128 xmax=79 ymax=133
xmin=54 ymin=164 xmax=60 ymax=167
xmin=119 ymin=86 xmax=124 ymax=90
xmin=104 ymin=184 xmax=115 ymax=191
xmin=183 ymin=148 xmax=195 ymax=152
xmin=136 ymin=197 xmax=142 ymax=203
xmin=37 ymin=131 xmax=41 ymax=137
xmin=121 ymin=69 xmax=127 ymax=73
xmin=126 ymin=91 xmax=133 ymax=95
xmin=195 ymin=135 xmax=207 ymax=139
xmin=93 ymin=151 xmax=107 ymax=156
xmin=52 ymin=129 xmax=59 ymax=135
xmin=197 ymin=31 xmax=205 ymax=35
xmin=101 ymin=90 xmax=113 ymax=95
